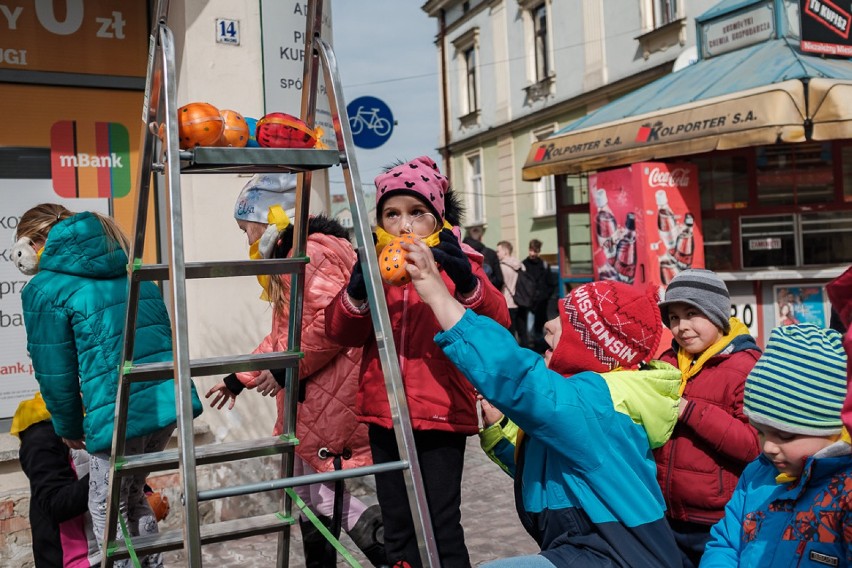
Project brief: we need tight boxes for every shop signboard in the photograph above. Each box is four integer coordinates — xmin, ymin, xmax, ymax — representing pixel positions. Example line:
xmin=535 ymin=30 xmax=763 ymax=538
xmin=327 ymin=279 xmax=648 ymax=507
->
xmin=800 ymin=0 xmax=852 ymax=56
xmin=588 ymin=162 xmax=704 ymax=289
xmin=701 ymin=1 xmax=775 ymax=58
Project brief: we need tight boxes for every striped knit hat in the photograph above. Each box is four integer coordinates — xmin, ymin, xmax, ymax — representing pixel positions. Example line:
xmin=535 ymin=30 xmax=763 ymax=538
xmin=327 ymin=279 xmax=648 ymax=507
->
xmin=659 ymin=268 xmax=731 ymax=333
xmin=744 ymin=324 xmax=847 ymax=435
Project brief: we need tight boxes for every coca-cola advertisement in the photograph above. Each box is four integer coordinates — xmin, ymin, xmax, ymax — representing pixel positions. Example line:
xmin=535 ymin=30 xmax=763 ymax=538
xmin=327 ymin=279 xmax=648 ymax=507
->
xmin=589 ymin=162 xmax=704 ymax=288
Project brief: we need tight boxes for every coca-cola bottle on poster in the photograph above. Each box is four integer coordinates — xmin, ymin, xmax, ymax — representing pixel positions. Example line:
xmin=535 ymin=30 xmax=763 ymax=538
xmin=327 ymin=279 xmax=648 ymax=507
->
xmin=594 ymin=189 xmax=618 ymax=260
xmin=655 ymin=189 xmax=678 ymax=253
xmin=659 ymin=252 xmax=678 ymax=285
xmin=614 ymin=213 xmax=637 ymax=284
xmin=674 ymin=213 xmax=695 ymax=270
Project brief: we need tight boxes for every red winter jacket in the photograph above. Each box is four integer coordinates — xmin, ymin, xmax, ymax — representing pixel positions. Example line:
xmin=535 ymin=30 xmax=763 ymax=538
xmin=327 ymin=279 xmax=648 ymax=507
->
xmin=654 ymin=334 xmax=761 ymax=525
xmin=236 ymin=231 xmax=370 ymax=473
xmin=325 ymin=243 xmax=511 ymax=435
xmin=826 ymin=266 xmax=852 ymax=434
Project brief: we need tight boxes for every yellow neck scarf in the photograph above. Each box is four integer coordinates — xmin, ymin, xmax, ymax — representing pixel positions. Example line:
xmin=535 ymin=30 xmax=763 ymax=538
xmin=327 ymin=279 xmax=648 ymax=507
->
xmin=675 ymin=317 xmax=750 ymax=395
xmin=374 ymin=221 xmax=453 ymax=256
xmin=249 ymin=205 xmax=291 ymax=300
xmin=11 ymin=392 xmax=51 ymax=438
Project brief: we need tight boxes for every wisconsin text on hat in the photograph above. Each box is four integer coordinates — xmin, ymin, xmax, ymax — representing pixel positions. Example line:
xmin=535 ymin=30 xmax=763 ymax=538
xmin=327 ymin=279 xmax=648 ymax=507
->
xmin=573 ymin=287 xmax=638 ymax=362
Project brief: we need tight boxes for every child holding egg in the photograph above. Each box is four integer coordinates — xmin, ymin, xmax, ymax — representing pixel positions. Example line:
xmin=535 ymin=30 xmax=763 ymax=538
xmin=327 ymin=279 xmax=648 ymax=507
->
xmin=325 ymin=156 xmax=511 ymax=568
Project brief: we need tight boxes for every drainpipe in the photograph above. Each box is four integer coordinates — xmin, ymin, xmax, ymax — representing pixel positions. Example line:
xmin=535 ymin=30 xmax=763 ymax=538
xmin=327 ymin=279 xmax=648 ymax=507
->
xmin=439 ymin=9 xmax=452 ymax=179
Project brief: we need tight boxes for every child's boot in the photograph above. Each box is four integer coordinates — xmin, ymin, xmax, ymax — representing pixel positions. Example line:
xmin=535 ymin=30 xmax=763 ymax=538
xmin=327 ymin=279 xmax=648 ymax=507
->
xmin=347 ymin=504 xmax=388 ymax=567
xmin=299 ymin=516 xmax=335 ymax=568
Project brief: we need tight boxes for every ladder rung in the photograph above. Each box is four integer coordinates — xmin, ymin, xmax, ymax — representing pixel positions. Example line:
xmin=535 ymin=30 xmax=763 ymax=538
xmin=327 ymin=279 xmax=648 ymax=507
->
xmin=133 ymin=258 xmax=308 ymax=281
xmin=107 ymin=512 xmax=295 ymax=560
xmin=124 ymin=352 xmax=302 ymax=382
xmin=117 ymin=436 xmax=297 ymax=475
xmin=179 ymin=147 xmax=339 ymax=174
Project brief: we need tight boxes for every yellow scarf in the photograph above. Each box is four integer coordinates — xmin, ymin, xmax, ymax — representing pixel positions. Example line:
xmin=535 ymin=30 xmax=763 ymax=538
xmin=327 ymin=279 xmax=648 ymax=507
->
xmin=675 ymin=317 xmax=750 ymax=396
xmin=11 ymin=392 xmax=51 ymax=438
xmin=249 ymin=205 xmax=291 ymax=300
xmin=374 ymin=221 xmax=453 ymax=257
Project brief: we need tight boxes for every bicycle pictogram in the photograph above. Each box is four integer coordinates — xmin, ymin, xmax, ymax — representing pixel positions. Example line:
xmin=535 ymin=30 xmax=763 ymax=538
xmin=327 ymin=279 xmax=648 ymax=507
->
xmin=346 ymin=95 xmax=394 ymax=149
xmin=349 ymin=106 xmax=392 ymax=137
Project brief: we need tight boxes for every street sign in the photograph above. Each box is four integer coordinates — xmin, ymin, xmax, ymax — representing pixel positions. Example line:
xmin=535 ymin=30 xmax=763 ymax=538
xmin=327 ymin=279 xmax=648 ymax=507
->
xmin=346 ymin=96 xmax=394 ymax=149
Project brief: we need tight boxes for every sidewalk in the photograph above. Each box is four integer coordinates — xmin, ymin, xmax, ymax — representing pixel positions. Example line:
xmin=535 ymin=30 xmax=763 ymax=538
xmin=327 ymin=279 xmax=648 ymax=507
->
xmin=163 ymin=436 xmax=539 ymax=566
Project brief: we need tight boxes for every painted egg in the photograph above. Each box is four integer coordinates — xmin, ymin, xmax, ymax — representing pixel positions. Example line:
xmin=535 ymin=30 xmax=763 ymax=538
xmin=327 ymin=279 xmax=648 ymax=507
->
xmin=255 ymin=112 xmax=317 ymax=149
xmin=217 ymin=109 xmax=250 ymax=147
xmin=379 ymin=234 xmax=418 ymax=286
xmin=177 ymin=102 xmax=224 ymax=149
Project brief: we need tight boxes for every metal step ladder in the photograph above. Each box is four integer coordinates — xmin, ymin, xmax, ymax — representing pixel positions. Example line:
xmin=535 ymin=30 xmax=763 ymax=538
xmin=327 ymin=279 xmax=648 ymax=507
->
xmin=102 ymin=1 xmax=439 ymax=566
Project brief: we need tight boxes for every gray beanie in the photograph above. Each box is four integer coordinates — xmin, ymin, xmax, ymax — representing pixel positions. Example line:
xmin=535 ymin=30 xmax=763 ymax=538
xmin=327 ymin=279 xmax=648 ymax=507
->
xmin=659 ymin=269 xmax=731 ymax=333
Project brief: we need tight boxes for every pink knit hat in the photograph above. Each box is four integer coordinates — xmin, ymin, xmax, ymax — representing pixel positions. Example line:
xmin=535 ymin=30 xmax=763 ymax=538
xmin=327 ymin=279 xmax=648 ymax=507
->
xmin=374 ymin=156 xmax=449 ymax=222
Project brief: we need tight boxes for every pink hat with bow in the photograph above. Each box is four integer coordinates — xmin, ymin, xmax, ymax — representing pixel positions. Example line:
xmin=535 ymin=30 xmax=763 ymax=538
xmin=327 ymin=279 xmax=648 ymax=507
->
xmin=374 ymin=156 xmax=449 ymax=222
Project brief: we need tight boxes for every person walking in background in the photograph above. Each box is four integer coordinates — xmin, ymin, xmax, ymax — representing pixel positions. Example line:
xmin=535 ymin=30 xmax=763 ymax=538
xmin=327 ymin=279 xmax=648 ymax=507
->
xmin=400 ymin=242 xmax=683 ymax=567
xmin=13 ymin=392 xmax=100 ymax=567
xmin=496 ymin=240 xmax=527 ymax=345
xmin=325 ymin=156 xmax=510 ymax=568
xmin=462 ymin=225 xmax=503 ymax=291
xmin=521 ymin=239 xmax=554 ymax=352
xmin=13 ymin=203 xmax=203 ymax=568
xmin=205 ymin=174 xmax=386 ymax=567
xmin=701 ymin=324 xmax=851 ymax=567
xmin=655 ymin=269 xmax=761 ymax=567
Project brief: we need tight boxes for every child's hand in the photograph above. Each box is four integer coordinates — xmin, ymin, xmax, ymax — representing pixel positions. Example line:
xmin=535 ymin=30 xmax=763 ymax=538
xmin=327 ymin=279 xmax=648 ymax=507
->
xmin=346 ymin=254 xmax=367 ymax=302
xmin=431 ymin=228 xmax=477 ymax=295
xmin=62 ymin=438 xmax=86 ymax=450
xmin=477 ymin=394 xmax=504 ymax=428
xmin=255 ymin=370 xmax=282 ymax=397
xmin=404 ymin=239 xmax=466 ymax=330
xmin=206 ymin=382 xmax=238 ymax=410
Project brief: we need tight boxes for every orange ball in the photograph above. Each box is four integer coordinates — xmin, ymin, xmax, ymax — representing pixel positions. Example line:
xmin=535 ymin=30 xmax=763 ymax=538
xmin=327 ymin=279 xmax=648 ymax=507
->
xmin=217 ymin=109 xmax=250 ymax=147
xmin=177 ymin=102 xmax=224 ymax=149
xmin=379 ymin=234 xmax=418 ymax=286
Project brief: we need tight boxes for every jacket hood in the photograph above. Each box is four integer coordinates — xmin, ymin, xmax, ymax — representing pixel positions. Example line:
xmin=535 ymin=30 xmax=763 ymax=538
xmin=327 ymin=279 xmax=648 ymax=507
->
xmin=273 ymin=214 xmax=350 ymax=258
xmin=38 ymin=212 xmax=128 ymax=278
xmin=501 ymin=256 xmax=524 ymax=271
xmin=599 ymin=360 xmax=682 ymax=449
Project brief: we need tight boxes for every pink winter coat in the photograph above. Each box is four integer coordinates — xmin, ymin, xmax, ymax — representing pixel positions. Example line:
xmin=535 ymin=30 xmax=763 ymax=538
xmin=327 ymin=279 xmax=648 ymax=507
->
xmin=236 ymin=231 xmax=370 ymax=473
xmin=325 ymin=243 xmax=511 ymax=435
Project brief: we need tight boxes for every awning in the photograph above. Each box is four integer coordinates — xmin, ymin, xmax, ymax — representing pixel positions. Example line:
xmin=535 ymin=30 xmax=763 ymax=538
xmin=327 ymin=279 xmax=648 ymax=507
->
xmin=523 ymin=39 xmax=852 ymax=180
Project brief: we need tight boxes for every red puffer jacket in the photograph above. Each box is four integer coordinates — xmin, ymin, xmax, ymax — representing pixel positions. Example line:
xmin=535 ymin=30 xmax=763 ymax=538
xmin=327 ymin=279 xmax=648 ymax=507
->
xmin=325 ymin=243 xmax=511 ymax=435
xmin=826 ymin=266 xmax=852 ymax=433
xmin=654 ymin=335 xmax=761 ymax=525
xmin=236 ymin=230 xmax=369 ymax=473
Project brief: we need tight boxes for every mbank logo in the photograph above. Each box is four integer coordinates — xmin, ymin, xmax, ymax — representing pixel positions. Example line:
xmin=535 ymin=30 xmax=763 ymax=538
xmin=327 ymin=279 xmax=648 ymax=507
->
xmin=50 ymin=121 xmax=131 ymax=199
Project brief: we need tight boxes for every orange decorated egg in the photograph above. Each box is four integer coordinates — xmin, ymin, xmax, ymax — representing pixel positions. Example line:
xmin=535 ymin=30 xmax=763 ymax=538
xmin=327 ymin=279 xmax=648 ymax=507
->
xmin=255 ymin=112 xmax=317 ymax=149
xmin=217 ymin=109 xmax=250 ymax=147
xmin=379 ymin=234 xmax=418 ymax=286
xmin=177 ymin=102 xmax=224 ymax=149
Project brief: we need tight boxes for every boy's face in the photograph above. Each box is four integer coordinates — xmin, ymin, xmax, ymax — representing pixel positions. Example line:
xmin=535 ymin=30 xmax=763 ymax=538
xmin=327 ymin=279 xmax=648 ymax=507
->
xmin=543 ymin=316 xmax=562 ymax=367
xmin=496 ymin=244 xmax=508 ymax=260
xmin=751 ymin=421 xmax=837 ymax=478
xmin=666 ymin=302 xmax=724 ymax=355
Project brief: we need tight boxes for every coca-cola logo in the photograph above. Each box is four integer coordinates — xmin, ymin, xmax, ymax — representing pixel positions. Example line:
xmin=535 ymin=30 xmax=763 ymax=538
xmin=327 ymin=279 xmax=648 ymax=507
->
xmin=647 ymin=167 xmax=690 ymax=188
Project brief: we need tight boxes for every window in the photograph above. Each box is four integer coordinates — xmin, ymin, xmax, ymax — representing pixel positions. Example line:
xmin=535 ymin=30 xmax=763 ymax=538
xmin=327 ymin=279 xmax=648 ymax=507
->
xmin=532 ymin=127 xmax=557 ymax=216
xmin=453 ymin=28 xmax=480 ymax=122
xmin=641 ymin=0 xmax=679 ymax=29
xmin=464 ymin=46 xmax=478 ymax=114
xmin=555 ymin=174 xmax=593 ymax=278
xmin=532 ymin=3 xmax=550 ymax=82
xmin=756 ymin=143 xmax=834 ymax=206
xmin=466 ymin=152 xmax=484 ymax=224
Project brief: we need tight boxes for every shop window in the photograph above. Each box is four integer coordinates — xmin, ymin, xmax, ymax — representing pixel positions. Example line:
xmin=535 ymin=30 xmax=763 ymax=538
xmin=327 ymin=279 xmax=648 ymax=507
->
xmin=801 ymin=211 xmax=852 ymax=265
xmin=692 ymin=154 xmax=749 ymax=210
xmin=756 ymin=143 xmax=833 ymax=206
xmin=740 ymin=214 xmax=796 ymax=268
xmin=556 ymin=173 xmax=589 ymax=206
xmin=842 ymin=145 xmax=852 ymax=202
xmin=532 ymin=126 xmax=557 ymax=216
xmin=555 ymin=174 xmax=592 ymax=278
xmin=702 ymin=217 xmax=734 ymax=271
xmin=465 ymin=151 xmax=485 ymax=224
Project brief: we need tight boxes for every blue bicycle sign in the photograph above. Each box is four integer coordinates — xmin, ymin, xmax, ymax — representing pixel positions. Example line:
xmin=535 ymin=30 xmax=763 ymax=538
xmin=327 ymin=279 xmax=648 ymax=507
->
xmin=346 ymin=96 xmax=394 ymax=149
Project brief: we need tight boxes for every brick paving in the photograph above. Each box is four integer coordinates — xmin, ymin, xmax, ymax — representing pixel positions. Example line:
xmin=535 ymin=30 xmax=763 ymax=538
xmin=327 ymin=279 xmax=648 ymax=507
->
xmin=163 ymin=436 xmax=539 ymax=566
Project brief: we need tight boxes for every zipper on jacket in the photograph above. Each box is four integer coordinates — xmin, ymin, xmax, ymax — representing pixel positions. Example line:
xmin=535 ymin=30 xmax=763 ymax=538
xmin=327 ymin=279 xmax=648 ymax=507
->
xmin=664 ymin=439 xmax=676 ymax=506
xmin=795 ymin=540 xmax=806 ymax=568
xmin=717 ymin=467 xmax=724 ymax=496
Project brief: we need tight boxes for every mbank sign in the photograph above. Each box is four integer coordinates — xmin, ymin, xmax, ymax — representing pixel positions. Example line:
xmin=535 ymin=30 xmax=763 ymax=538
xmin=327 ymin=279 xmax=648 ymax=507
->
xmin=50 ymin=121 xmax=131 ymax=198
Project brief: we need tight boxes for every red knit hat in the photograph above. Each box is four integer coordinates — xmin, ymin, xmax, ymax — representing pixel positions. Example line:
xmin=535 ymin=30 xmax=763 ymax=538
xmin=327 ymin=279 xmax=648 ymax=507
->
xmin=549 ymin=281 xmax=663 ymax=375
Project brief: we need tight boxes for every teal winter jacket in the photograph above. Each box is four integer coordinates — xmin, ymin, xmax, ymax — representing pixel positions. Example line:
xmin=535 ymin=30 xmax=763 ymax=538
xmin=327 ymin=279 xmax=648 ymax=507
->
xmin=22 ymin=212 xmax=202 ymax=454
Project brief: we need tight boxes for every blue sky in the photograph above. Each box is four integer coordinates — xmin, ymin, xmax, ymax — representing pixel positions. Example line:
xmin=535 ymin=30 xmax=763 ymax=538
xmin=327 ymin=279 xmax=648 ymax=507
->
xmin=329 ymin=1 xmax=441 ymax=194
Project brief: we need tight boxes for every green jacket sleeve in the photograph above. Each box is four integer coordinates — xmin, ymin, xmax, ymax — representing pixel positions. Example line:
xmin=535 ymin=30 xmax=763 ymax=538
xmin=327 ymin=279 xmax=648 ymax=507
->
xmin=23 ymin=284 xmax=84 ymax=441
xmin=478 ymin=416 xmax=519 ymax=477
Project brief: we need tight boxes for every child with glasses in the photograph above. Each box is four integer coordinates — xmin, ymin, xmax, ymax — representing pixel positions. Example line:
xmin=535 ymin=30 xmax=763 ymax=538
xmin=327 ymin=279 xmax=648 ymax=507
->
xmin=325 ymin=156 xmax=511 ymax=568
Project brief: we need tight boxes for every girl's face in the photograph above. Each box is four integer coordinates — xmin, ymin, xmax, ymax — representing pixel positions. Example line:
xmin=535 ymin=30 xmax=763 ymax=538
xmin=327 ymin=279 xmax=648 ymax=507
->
xmin=666 ymin=302 xmax=724 ymax=355
xmin=751 ymin=421 xmax=837 ymax=478
xmin=237 ymin=219 xmax=267 ymax=244
xmin=379 ymin=195 xmax=438 ymax=238
xmin=542 ymin=316 xmax=563 ymax=367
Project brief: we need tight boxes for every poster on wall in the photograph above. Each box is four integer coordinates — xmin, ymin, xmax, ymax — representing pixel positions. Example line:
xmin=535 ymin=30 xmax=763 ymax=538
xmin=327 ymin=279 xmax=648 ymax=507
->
xmin=773 ymin=284 xmax=829 ymax=327
xmin=0 ymin=180 xmax=108 ymax=420
xmin=799 ymin=0 xmax=852 ymax=57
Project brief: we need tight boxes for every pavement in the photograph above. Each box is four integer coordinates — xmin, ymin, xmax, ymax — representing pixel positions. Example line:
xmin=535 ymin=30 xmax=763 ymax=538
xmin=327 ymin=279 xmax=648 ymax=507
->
xmin=163 ymin=436 xmax=539 ymax=566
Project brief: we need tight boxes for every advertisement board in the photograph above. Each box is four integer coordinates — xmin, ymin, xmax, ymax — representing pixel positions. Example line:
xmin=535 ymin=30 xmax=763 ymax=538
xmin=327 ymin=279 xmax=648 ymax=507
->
xmin=800 ymin=0 xmax=852 ymax=57
xmin=773 ymin=284 xmax=829 ymax=327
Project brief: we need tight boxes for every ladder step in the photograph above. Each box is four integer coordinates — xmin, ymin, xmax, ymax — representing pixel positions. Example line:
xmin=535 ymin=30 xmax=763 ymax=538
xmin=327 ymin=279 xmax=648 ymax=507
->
xmin=107 ymin=512 xmax=295 ymax=560
xmin=124 ymin=352 xmax=302 ymax=382
xmin=133 ymin=257 xmax=308 ymax=281
xmin=179 ymin=147 xmax=339 ymax=174
xmin=117 ymin=436 xmax=297 ymax=475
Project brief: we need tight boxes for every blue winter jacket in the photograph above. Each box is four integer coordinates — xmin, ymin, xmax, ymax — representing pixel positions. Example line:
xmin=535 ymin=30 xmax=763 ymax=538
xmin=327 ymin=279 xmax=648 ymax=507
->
xmin=22 ymin=212 xmax=202 ymax=454
xmin=435 ymin=310 xmax=682 ymax=567
xmin=702 ymin=441 xmax=852 ymax=567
